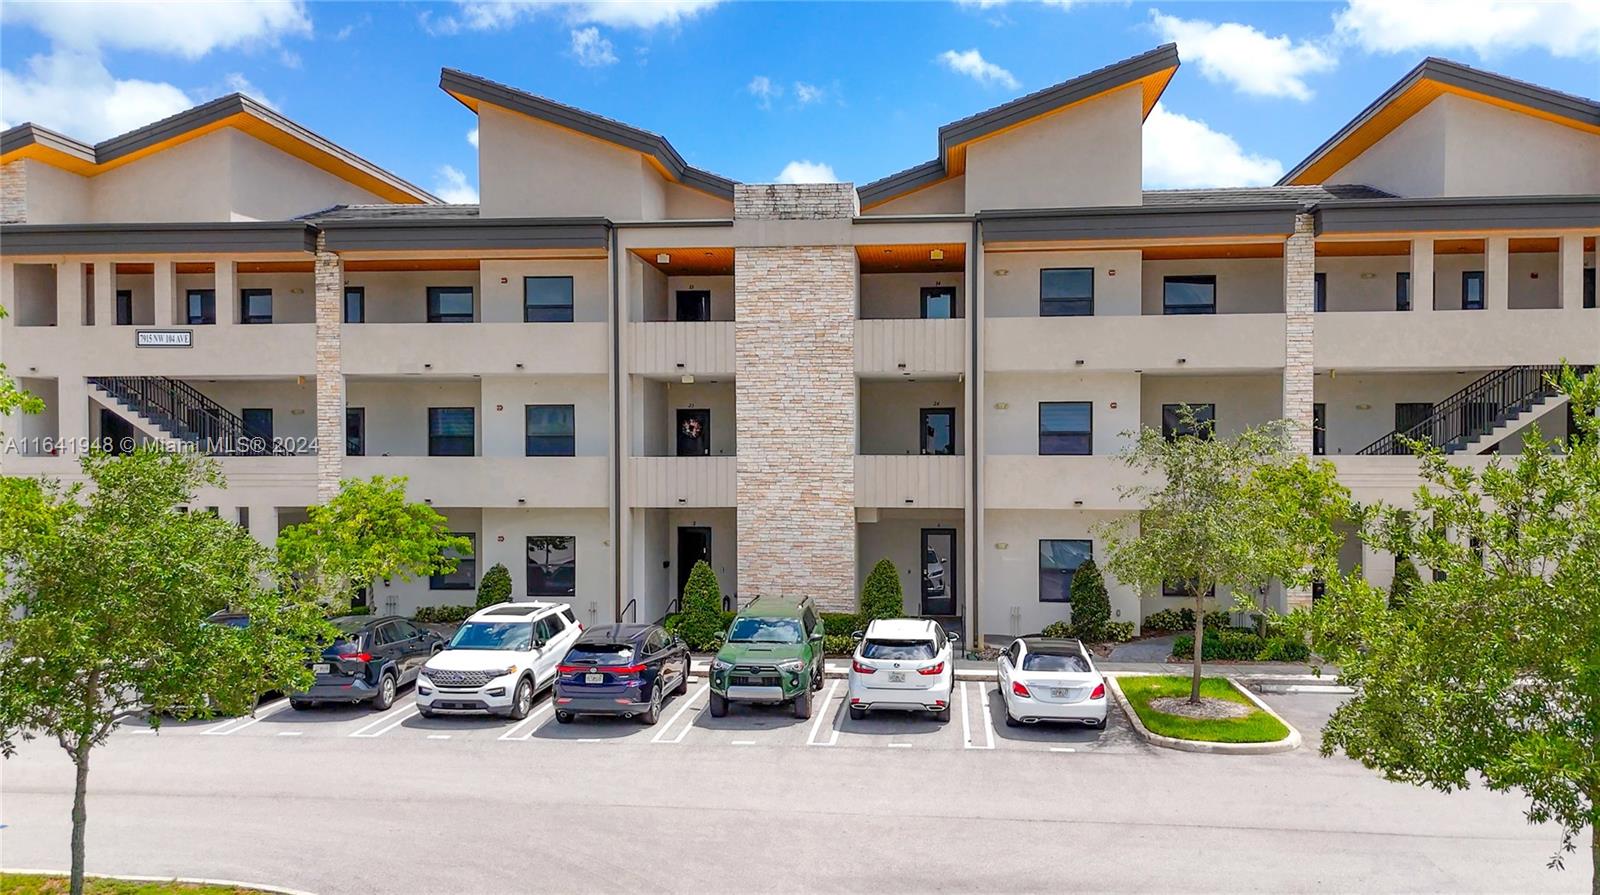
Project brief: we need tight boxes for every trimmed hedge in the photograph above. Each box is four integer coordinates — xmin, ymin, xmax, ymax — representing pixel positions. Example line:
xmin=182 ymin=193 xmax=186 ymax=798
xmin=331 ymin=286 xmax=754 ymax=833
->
xmin=1040 ymin=619 xmax=1135 ymax=644
xmin=824 ymin=634 xmax=857 ymax=656
xmin=821 ymin=612 xmax=862 ymax=637
xmin=1172 ymin=630 xmax=1310 ymax=662
xmin=1142 ymin=608 xmax=1231 ymax=634
xmin=413 ymin=604 xmax=472 ymax=624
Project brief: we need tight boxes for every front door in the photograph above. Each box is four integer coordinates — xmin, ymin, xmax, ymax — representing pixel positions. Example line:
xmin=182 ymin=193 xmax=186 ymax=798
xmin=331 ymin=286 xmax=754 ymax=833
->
xmin=920 ymin=286 xmax=955 ymax=319
xmin=676 ymin=290 xmax=711 ymax=322
xmin=676 ymin=409 xmax=710 ymax=456
xmin=677 ymin=527 xmax=712 ymax=604
xmin=921 ymin=528 xmax=957 ymax=616
xmin=920 ymin=408 xmax=955 ymax=455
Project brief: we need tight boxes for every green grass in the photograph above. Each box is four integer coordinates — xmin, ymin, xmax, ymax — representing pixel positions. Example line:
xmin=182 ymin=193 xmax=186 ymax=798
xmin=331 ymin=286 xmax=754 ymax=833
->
xmin=1116 ymin=675 xmax=1290 ymax=744
xmin=0 ymin=875 xmax=269 ymax=895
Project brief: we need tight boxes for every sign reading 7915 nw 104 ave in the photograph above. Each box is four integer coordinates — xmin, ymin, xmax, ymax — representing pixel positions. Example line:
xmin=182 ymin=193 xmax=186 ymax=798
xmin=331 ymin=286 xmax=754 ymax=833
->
xmin=135 ymin=329 xmax=193 ymax=348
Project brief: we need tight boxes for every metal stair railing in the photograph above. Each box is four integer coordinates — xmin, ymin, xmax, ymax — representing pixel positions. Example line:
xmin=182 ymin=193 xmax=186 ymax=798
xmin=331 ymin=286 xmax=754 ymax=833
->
xmin=86 ymin=375 xmax=284 ymax=456
xmin=1356 ymin=364 xmax=1586 ymax=456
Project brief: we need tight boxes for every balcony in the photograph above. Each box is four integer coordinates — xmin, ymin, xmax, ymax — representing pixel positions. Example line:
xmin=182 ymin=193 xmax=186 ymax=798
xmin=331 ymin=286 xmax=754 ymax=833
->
xmin=855 ymin=319 xmax=965 ymax=376
xmin=985 ymin=456 xmax=1143 ymax=510
xmin=1327 ymin=454 xmax=1493 ymax=505
xmin=2 ymin=323 xmax=316 ymax=378
xmin=342 ymin=323 xmax=608 ymax=376
xmin=0 ymin=455 xmax=317 ymax=503
xmin=855 ymin=455 xmax=964 ymax=508
xmin=344 ymin=456 xmax=607 ymax=507
xmin=1315 ymin=309 xmax=1600 ymax=370
xmin=628 ymin=321 xmax=735 ymax=377
xmin=985 ymin=314 xmax=1287 ymax=373
xmin=628 ymin=456 xmax=736 ymax=507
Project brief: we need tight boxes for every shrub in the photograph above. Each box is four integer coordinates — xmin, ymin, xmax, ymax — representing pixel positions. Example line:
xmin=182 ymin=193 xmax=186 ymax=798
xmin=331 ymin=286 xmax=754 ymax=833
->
xmin=475 ymin=562 xmax=512 ymax=610
xmin=1041 ymin=620 xmax=1075 ymax=639
xmin=821 ymin=612 xmax=862 ymax=637
xmin=1143 ymin=607 xmax=1231 ymax=633
xmin=1102 ymin=621 xmax=1135 ymax=643
xmin=1172 ymin=630 xmax=1311 ymax=662
xmin=824 ymin=634 xmax=857 ymax=656
xmin=412 ymin=604 xmax=472 ymax=624
xmin=1389 ymin=557 xmax=1421 ymax=610
xmin=1255 ymin=636 xmax=1311 ymax=662
xmin=860 ymin=558 xmax=905 ymax=622
xmin=1068 ymin=557 xmax=1111 ymax=640
xmin=334 ymin=605 xmax=371 ymax=617
xmin=675 ymin=560 xmax=727 ymax=651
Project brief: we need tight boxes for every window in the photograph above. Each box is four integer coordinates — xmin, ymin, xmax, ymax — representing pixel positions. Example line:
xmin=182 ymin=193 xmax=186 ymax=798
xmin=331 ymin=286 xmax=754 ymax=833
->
xmin=241 ymin=408 xmax=273 ymax=443
xmin=1313 ymin=403 xmax=1327 ymax=456
xmin=240 ymin=288 xmax=273 ymax=324
xmin=1396 ymin=272 xmax=1412 ymax=311
xmin=427 ymin=286 xmax=474 ymax=323
xmin=345 ymin=407 xmax=365 ymax=457
xmin=920 ymin=407 xmax=954 ymax=456
xmin=523 ymin=276 xmax=573 ymax=322
xmin=430 ymin=533 xmax=476 ymax=590
xmin=1162 ymin=403 xmax=1215 ymax=441
xmin=1163 ymin=275 xmax=1216 ymax=315
xmin=428 ymin=407 xmax=475 ymax=456
xmin=1314 ymin=272 xmax=1327 ymax=312
xmin=527 ymin=536 xmax=576 ymax=597
xmin=343 ymin=286 xmax=364 ymax=324
xmin=1461 ymin=270 xmax=1485 ymax=310
xmin=1040 ymin=268 xmax=1093 ymax=317
xmin=115 ymin=289 xmax=133 ymax=326
xmin=1039 ymin=539 xmax=1091 ymax=603
xmin=185 ymin=289 xmax=216 ymax=325
xmin=676 ymin=290 xmax=711 ymax=322
xmin=1039 ymin=402 xmax=1092 ymax=455
xmin=525 ymin=404 xmax=575 ymax=456
xmin=921 ymin=286 xmax=955 ymax=319
xmin=237 ymin=507 xmax=250 ymax=529
xmin=1585 ymin=268 xmax=1595 ymax=309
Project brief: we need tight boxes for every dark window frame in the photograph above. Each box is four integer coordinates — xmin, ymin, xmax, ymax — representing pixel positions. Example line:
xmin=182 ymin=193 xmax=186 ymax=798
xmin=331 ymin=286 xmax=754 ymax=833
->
xmin=1396 ymin=272 xmax=1412 ymax=311
xmin=1461 ymin=270 xmax=1485 ymax=311
xmin=526 ymin=535 xmax=576 ymax=597
xmin=115 ymin=289 xmax=134 ymax=326
xmin=523 ymin=276 xmax=574 ymax=323
xmin=430 ymin=533 xmax=476 ymax=590
xmin=1314 ymin=272 xmax=1327 ymax=312
xmin=185 ymin=289 xmax=216 ymax=325
xmin=427 ymin=407 xmax=475 ymax=457
xmin=345 ymin=407 xmax=365 ymax=457
xmin=920 ymin=286 xmax=956 ymax=320
xmin=1313 ymin=402 xmax=1327 ymax=457
xmin=241 ymin=408 xmax=273 ymax=443
xmin=1584 ymin=267 xmax=1595 ymax=309
xmin=427 ymin=286 xmax=475 ymax=323
xmin=1162 ymin=403 xmax=1216 ymax=442
xmin=675 ymin=289 xmax=711 ymax=322
xmin=1038 ymin=401 xmax=1093 ymax=456
xmin=240 ymin=288 xmax=273 ymax=325
xmin=919 ymin=407 xmax=955 ymax=456
xmin=1039 ymin=267 xmax=1094 ymax=317
xmin=1038 ymin=538 xmax=1092 ymax=604
xmin=343 ymin=286 xmax=365 ymax=324
xmin=525 ymin=404 xmax=576 ymax=457
xmin=1163 ymin=275 xmax=1217 ymax=316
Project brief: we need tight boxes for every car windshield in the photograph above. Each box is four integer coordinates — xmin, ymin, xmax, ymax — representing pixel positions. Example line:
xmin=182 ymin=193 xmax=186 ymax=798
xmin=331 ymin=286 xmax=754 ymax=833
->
xmin=449 ymin=621 xmax=532 ymax=651
xmin=862 ymin=639 xmax=936 ymax=660
xmin=727 ymin=617 xmax=803 ymax=644
xmin=565 ymin=643 xmax=635 ymax=664
xmin=1022 ymin=652 xmax=1090 ymax=673
xmin=330 ymin=617 xmax=370 ymax=634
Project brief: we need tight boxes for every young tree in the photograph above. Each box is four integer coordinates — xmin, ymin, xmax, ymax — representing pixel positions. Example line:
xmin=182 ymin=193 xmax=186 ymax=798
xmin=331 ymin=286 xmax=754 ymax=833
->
xmin=1308 ymin=367 xmax=1600 ymax=891
xmin=476 ymin=562 xmax=513 ymax=610
xmin=275 ymin=476 xmax=471 ymax=612
xmin=1067 ymin=557 xmax=1111 ymax=640
xmin=676 ymin=560 xmax=725 ymax=650
xmin=1098 ymin=407 xmax=1353 ymax=703
xmin=0 ymin=448 xmax=329 ymax=895
xmin=860 ymin=557 xmax=905 ymax=622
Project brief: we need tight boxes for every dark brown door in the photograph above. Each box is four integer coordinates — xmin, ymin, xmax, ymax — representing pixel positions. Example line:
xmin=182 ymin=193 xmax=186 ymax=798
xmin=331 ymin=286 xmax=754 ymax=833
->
xmin=676 ymin=409 xmax=710 ymax=456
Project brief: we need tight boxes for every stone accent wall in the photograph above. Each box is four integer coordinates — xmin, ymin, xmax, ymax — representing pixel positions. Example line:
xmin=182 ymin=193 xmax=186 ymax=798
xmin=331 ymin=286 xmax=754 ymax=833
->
xmin=314 ymin=233 xmax=344 ymax=502
xmin=1283 ymin=212 xmax=1316 ymax=609
xmin=1 ymin=160 xmax=27 ymax=224
xmin=734 ymin=184 xmax=858 ymax=610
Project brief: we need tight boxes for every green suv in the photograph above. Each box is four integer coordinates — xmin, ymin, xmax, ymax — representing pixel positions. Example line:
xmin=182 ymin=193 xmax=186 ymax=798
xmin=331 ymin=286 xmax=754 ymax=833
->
xmin=708 ymin=595 xmax=826 ymax=719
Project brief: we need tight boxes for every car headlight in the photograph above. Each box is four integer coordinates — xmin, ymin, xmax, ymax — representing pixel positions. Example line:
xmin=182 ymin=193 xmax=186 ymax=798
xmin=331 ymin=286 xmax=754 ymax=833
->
xmin=777 ymin=659 xmax=805 ymax=673
xmin=493 ymin=665 xmax=519 ymax=677
xmin=711 ymin=658 xmax=733 ymax=672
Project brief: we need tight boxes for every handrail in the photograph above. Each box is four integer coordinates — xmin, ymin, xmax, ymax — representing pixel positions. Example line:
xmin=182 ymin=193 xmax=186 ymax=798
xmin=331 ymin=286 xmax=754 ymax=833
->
xmin=1356 ymin=365 xmax=1585 ymax=456
xmin=87 ymin=375 xmax=288 ymax=456
xmin=620 ymin=598 xmax=637 ymax=623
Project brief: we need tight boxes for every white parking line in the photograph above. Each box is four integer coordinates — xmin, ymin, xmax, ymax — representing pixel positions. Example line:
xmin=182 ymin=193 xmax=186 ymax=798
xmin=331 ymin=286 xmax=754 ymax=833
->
xmin=348 ymin=706 xmax=418 ymax=738
xmin=730 ymin=740 xmax=756 ymax=746
xmin=1050 ymin=747 xmax=1076 ymax=753
xmin=651 ymin=684 xmax=708 ymax=745
xmin=497 ymin=702 xmax=554 ymax=742
xmin=200 ymin=699 xmax=290 ymax=737
xmin=887 ymin=743 xmax=912 ymax=749
xmin=427 ymin=734 xmax=451 ymax=740
xmin=962 ymin=683 xmax=995 ymax=750
xmin=977 ymin=683 xmax=997 ymax=750
xmin=806 ymin=681 xmax=842 ymax=747
xmin=276 ymin=732 xmax=302 ymax=737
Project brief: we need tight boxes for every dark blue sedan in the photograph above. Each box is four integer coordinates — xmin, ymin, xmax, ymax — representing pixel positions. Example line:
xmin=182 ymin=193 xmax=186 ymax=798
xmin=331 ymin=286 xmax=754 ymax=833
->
xmin=554 ymin=623 xmax=691 ymax=725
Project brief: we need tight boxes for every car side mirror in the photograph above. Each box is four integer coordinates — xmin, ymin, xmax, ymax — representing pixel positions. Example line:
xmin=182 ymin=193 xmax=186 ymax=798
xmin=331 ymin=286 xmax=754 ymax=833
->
xmin=530 ymin=639 xmax=544 ymax=651
xmin=850 ymin=630 xmax=864 ymax=641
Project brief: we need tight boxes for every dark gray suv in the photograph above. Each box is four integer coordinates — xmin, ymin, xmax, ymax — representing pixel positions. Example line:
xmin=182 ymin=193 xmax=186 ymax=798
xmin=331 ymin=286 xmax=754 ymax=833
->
xmin=290 ymin=616 xmax=444 ymax=711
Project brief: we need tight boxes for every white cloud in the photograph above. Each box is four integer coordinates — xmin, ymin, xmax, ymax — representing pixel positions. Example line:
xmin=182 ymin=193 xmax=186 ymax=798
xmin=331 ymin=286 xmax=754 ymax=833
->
xmin=747 ymin=75 xmax=781 ymax=109
xmin=0 ymin=50 xmax=191 ymax=141
xmin=467 ymin=127 xmax=480 ymax=148
xmin=937 ymin=49 xmax=1020 ymax=90
xmin=1150 ymin=10 xmax=1335 ymax=101
xmin=569 ymin=26 xmax=618 ymax=66
xmin=432 ymin=164 xmax=480 ymax=203
xmin=774 ymin=160 xmax=837 ymax=184
xmin=1142 ymin=103 xmax=1283 ymax=188
xmin=0 ymin=0 xmax=311 ymax=59
xmin=793 ymin=81 xmax=824 ymax=105
xmin=1335 ymin=0 xmax=1600 ymax=58
xmin=222 ymin=73 xmax=278 ymax=109
xmin=427 ymin=0 xmax=721 ymax=33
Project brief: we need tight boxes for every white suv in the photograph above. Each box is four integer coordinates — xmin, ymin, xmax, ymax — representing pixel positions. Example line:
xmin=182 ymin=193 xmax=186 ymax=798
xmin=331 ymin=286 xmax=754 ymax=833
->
xmin=846 ymin=618 xmax=955 ymax=722
xmin=416 ymin=602 xmax=581 ymax=719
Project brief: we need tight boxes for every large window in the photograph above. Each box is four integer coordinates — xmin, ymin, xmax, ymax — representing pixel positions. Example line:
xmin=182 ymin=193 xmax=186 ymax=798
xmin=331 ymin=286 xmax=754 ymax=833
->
xmin=115 ymin=289 xmax=133 ymax=326
xmin=345 ymin=407 xmax=365 ymax=456
xmin=524 ymin=276 xmax=574 ymax=322
xmin=1396 ymin=272 xmax=1412 ymax=311
xmin=1039 ymin=402 xmax=1092 ymax=455
xmin=431 ymin=533 xmax=476 ymax=590
xmin=241 ymin=408 xmax=273 ymax=443
xmin=185 ymin=289 xmax=216 ymax=325
xmin=428 ymin=407 xmax=475 ymax=456
xmin=525 ymin=404 xmax=575 ymax=456
xmin=1163 ymin=275 xmax=1216 ymax=315
xmin=1040 ymin=268 xmax=1093 ymax=317
xmin=1162 ymin=403 xmax=1215 ymax=441
xmin=1461 ymin=271 xmax=1485 ymax=310
xmin=240 ymin=289 xmax=273 ymax=324
xmin=527 ymin=536 xmax=576 ymax=596
xmin=1039 ymin=539 xmax=1091 ymax=603
xmin=343 ymin=286 xmax=365 ymax=324
xmin=1314 ymin=272 xmax=1327 ymax=312
xmin=427 ymin=286 xmax=474 ymax=323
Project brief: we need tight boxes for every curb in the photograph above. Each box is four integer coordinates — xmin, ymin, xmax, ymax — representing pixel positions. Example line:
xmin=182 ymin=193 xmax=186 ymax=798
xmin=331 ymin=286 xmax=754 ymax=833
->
xmin=1106 ymin=676 xmax=1302 ymax=755
xmin=3 ymin=869 xmax=316 ymax=895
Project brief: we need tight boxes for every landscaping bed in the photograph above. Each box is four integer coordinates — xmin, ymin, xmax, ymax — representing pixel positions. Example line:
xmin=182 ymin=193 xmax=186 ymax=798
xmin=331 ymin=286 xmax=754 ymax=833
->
xmin=0 ymin=875 xmax=278 ymax=895
xmin=1116 ymin=675 xmax=1290 ymax=744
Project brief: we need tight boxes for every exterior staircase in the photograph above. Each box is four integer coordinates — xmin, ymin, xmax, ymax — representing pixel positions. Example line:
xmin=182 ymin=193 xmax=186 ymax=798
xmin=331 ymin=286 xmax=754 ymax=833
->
xmin=87 ymin=376 xmax=282 ymax=456
xmin=1357 ymin=365 xmax=1588 ymax=456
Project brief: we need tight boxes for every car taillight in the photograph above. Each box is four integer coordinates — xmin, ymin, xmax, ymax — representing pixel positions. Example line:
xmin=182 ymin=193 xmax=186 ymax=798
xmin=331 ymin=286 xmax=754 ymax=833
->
xmin=851 ymin=660 xmax=875 ymax=674
xmin=1012 ymin=681 xmax=1031 ymax=698
xmin=346 ymin=652 xmax=372 ymax=663
xmin=1090 ymin=682 xmax=1106 ymax=700
xmin=917 ymin=662 xmax=944 ymax=676
xmin=603 ymin=664 xmax=647 ymax=675
xmin=558 ymin=665 xmax=583 ymax=674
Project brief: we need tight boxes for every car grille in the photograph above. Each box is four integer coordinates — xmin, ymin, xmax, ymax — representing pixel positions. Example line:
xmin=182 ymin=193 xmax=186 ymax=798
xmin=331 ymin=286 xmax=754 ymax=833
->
xmin=425 ymin=668 xmax=493 ymax=688
xmin=731 ymin=665 xmax=780 ymax=688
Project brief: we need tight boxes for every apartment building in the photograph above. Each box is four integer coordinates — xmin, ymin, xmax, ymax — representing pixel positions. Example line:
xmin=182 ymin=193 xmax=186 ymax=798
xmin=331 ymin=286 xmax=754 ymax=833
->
xmin=2 ymin=45 xmax=1596 ymax=643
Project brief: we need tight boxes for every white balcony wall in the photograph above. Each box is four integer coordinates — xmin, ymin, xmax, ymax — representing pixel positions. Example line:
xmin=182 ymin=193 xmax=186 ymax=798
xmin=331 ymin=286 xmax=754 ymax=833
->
xmin=984 ymin=372 xmax=1141 ymax=456
xmin=860 ymin=272 xmax=965 ymax=319
xmin=630 ymin=456 xmax=736 ymax=507
xmin=629 ymin=322 xmax=736 ymax=376
xmin=859 ymin=379 xmax=964 ymax=455
xmin=855 ymin=455 xmax=964 ymax=508
xmin=985 ymin=456 xmax=1142 ymax=510
xmin=855 ymin=319 xmax=965 ymax=376
xmin=1141 ymin=257 xmax=1282 ymax=315
xmin=479 ymin=374 xmax=608 ymax=458
xmin=985 ymin=313 xmax=1287 ymax=373
xmin=984 ymin=250 xmax=1141 ymax=318
xmin=1314 ymin=309 xmax=1599 ymax=370
xmin=345 ymin=456 xmax=606 ymax=507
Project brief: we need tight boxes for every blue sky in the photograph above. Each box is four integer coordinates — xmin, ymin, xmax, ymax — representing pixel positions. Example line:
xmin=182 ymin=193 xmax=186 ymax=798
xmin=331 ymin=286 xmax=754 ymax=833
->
xmin=2 ymin=1 xmax=1596 ymax=202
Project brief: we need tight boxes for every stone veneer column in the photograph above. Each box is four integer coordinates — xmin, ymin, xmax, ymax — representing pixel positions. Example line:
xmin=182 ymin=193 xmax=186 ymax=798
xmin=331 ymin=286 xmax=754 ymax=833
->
xmin=1283 ymin=212 xmax=1316 ymax=610
xmin=314 ymin=233 xmax=345 ymax=502
xmin=733 ymin=183 xmax=858 ymax=611
xmin=1 ymin=160 xmax=26 ymax=224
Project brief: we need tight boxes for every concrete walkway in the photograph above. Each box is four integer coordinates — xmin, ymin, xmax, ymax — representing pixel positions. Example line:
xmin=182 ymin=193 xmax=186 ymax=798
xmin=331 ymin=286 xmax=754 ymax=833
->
xmin=1107 ymin=634 xmax=1178 ymax=663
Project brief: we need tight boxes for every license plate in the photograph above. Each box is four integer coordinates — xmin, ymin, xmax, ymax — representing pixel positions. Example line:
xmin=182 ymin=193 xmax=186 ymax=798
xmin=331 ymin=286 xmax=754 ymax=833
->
xmin=585 ymin=672 xmax=604 ymax=684
xmin=313 ymin=663 xmax=330 ymax=674
xmin=1052 ymin=688 xmax=1071 ymax=698
xmin=889 ymin=671 xmax=906 ymax=683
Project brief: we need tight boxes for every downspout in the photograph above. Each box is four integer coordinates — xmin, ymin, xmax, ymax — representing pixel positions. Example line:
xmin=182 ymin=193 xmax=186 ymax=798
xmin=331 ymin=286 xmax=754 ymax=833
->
xmin=969 ymin=217 xmax=982 ymax=649
xmin=609 ymin=223 xmax=623 ymax=623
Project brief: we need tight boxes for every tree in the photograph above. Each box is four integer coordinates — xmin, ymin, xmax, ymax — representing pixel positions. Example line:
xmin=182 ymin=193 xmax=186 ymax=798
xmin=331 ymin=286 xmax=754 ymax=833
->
xmin=1068 ymin=557 xmax=1111 ymax=640
xmin=275 ymin=476 xmax=471 ymax=612
xmin=0 ymin=448 xmax=328 ymax=895
xmin=1388 ymin=554 xmax=1421 ymax=610
xmin=676 ymin=560 xmax=725 ymax=650
xmin=860 ymin=558 xmax=905 ymax=622
xmin=1098 ymin=407 xmax=1354 ymax=703
xmin=1306 ymin=367 xmax=1600 ymax=891
xmin=476 ymin=562 xmax=513 ymax=610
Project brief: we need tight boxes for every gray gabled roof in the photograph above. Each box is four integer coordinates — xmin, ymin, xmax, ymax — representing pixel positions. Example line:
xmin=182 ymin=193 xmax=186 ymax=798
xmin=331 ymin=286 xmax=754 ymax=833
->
xmin=0 ymin=122 xmax=95 ymax=162
xmin=1142 ymin=184 xmax=1395 ymax=207
xmin=301 ymin=204 xmax=481 ymax=222
xmin=440 ymin=68 xmax=736 ymax=200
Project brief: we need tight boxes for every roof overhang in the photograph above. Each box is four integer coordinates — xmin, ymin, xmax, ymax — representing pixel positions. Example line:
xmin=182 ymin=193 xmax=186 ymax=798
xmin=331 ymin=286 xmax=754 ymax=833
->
xmin=0 ymin=221 xmax=318 ymax=256
xmin=978 ymin=202 xmax=1299 ymax=244
xmin=1281 ymin=58 xmax=1600 ymax=186
xmin=1312 ymin=195 xmax=1600 ymax=235
xmin=0 ymin=95 xmax=437 ymax=204
xmin=440 ymin=68 xmax=735 ymax=201
xmin=317 ymin=217 xmax=611 ymax=252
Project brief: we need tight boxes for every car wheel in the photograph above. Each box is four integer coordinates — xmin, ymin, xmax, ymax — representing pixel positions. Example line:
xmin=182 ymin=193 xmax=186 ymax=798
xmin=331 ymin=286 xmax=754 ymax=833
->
xmin=371 ymin=672 xmax=397 ymax=711
xmin=792 ymin=686 xmax=813 ymax=720
xmin=1090 ymin=717 xmax=1107 ymax=730
xmin=674 ymin=658 xmax=690 ymax=695
xmin=508 ymin=678 xmax=534 ymax=720
xmin=934 ymin=705 xmax=952 ymax=723
xmin=709 ymin=692 xmax=728 ymax=718
xmin=640 ymin=685 xmax=662 ymax=726
xmin=289 ymin=698 xmax=312 ymax=711
xmin=555 ymin=710 xmax=574 ymax=724
xmin=848 ymin=705 xmax=866 ymax=721
xmin=811 ymin=661 xmax=824 ymax=691
xmin=1005 ymin=710 xmax=1022 ymax=728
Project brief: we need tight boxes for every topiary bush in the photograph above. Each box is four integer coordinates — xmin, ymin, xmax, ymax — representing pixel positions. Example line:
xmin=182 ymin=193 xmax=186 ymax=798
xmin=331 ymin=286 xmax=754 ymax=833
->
xmin=675 ymin=560 xmax=727 ymax=651
xmin=860 ymin=558 xmax=905 ymax=622
xmin=1389 ymin=557 xmax=1420 ymax=610
xmin=475 ymin=562 xmax=512 ymax=610
xmin=1068 ymin=558 xmax=1111 ymax=640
